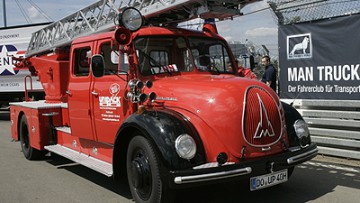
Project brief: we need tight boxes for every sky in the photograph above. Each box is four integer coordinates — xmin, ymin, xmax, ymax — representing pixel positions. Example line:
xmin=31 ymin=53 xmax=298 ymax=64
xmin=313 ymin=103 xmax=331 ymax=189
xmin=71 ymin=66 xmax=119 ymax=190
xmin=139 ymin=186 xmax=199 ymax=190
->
xmin=217 ymin=1 xmax=278 ymax=58
xmin=0 ymin=0 xmax=279 ymax=58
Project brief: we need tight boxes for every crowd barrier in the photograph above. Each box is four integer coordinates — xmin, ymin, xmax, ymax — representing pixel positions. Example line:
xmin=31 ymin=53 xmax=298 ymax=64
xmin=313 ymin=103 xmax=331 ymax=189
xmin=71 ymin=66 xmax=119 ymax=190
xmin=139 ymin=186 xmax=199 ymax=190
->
xmin=281 ymin=99 xmax=360 ymax=160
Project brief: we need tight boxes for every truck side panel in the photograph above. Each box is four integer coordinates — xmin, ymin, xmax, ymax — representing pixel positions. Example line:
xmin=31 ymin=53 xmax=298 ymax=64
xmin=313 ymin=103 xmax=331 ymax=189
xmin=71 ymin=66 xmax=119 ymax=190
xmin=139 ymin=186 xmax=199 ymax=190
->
xmin=10 ymin=102 xmax=63 ymax=150
xmin=56 ymin=131 xmax=113 ymax=163
xmin=29 ymin=57 xmax=69 ymax=103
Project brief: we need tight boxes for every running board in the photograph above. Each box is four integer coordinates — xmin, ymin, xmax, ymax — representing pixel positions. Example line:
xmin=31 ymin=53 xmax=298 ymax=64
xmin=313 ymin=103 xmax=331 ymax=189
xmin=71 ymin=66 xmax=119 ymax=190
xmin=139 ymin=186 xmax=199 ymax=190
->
xmin=55 ymin=126 xmax=72 ymax=134
xmin=45 ymin=145 xmax=113 ymax=177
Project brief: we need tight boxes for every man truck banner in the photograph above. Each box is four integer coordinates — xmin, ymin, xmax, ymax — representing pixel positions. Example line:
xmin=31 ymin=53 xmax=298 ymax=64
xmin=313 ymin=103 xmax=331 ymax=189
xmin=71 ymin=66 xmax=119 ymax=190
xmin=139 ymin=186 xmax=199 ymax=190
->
xmin=279 ymin=15 xmax=360 ymax=100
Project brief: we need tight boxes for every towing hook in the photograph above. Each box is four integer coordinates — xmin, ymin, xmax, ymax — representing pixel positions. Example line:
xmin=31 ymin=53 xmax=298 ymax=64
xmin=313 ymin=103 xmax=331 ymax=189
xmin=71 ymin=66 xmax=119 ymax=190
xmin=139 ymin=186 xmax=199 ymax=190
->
xmin=266 ymin=162 xmax=275 ymax=173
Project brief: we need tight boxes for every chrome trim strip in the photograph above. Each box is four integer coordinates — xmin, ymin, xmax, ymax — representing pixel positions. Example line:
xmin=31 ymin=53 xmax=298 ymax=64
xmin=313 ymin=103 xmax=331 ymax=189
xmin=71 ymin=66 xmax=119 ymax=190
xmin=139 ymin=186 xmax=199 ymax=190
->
xmin=287 ymin=148 xmax=318 ymax=164
xmin=193 ymin=162 xmax=235 ymax=170
xmin=55 ymin=126 xmax=72 ymax=134
xmin=174 ymin=167 xmax=252 ymax=184
xmin=10 ymin=100 xmax=68 ymax=109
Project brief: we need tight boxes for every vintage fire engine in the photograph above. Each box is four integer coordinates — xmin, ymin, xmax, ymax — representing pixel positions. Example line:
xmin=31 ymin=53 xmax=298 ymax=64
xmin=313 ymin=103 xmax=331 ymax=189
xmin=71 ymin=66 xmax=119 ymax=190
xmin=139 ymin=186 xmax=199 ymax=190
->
xmin=10 ymin=0 xmax=317 ymax=202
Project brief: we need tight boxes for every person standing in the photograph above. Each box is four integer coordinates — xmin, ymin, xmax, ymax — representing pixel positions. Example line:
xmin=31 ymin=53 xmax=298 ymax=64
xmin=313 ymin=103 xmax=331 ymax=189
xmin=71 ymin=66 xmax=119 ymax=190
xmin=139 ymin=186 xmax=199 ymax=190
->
xmin=261 ymin=55 xmax=277 ymax=92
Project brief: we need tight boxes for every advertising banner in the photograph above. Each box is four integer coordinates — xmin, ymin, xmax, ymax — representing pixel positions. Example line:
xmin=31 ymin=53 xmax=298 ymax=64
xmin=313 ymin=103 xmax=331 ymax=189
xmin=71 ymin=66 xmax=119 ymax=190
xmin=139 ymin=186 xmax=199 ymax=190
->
xmin=0 ymin=24 xmax=48 ymax=92
xmin=279 ymin=15 xmax=360 ymax=100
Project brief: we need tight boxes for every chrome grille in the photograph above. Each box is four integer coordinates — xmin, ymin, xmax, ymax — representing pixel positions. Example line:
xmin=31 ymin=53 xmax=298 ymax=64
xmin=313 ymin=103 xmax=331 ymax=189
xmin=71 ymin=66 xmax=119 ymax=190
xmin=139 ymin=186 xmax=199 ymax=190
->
xmin=243 ymin=87 xmax=283 ymax=147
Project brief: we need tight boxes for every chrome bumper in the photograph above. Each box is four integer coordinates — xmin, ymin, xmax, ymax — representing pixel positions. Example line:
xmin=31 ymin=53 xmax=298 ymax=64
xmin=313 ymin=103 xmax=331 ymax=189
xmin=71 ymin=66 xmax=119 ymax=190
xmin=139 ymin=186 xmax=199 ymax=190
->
xmin=173 ymin=144 xmax=318 ymax=185
xmin=287 ymin=147 xmax=318 ymax=164
xmin=174 ymin=167 xmax=252 ymax=184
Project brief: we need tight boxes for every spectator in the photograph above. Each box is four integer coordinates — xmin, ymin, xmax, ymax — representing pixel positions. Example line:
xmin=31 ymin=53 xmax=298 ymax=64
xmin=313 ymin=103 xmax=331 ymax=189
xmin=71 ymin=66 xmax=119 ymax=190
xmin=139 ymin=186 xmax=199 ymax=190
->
xmin=261 ymin=55 xmax=277 ymax=92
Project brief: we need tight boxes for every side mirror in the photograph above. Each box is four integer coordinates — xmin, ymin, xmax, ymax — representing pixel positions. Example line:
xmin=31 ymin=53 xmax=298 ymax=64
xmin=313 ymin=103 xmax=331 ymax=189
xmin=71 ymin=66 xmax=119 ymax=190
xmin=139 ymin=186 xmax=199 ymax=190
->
xmin=91 ymin=55 xmax=105 ymax=78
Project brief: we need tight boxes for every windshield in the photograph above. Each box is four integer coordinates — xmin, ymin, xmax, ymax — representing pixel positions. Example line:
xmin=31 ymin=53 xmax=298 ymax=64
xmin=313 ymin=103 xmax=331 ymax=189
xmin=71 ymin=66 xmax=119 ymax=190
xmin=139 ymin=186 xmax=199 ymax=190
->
xmin=134 ymin=36 xmax=235 ymax=76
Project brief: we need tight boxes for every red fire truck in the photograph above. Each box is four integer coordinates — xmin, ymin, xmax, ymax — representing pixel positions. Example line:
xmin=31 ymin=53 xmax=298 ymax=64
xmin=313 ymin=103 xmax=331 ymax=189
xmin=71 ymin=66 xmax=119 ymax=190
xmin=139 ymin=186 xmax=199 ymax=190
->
xmin=10 ymin=1 xmax=317 ymax=202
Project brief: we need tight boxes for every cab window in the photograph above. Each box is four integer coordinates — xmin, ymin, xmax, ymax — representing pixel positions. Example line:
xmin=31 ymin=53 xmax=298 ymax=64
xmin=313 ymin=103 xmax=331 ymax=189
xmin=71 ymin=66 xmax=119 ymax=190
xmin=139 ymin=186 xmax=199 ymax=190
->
xmin=188 ymin=37 xmax=233 ymax=73
xmin=119 ymin=51 xmax=129 ymax=73
xmin=149 ymin=50 xmax=168 ymax=66
xmin=99 ymin=42 xmax=129 ymax=74
xmin=134 ymin=36 xmax=193 ymax=75
xmin=73 ymin=47 xmax=91 ymax=76
xmin=100 ymin=43 xmax=118 ymax=75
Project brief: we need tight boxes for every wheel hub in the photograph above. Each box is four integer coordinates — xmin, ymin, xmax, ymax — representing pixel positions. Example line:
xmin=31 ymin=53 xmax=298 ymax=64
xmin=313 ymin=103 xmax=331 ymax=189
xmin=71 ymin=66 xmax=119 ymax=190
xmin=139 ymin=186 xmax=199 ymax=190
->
xmin=130 ymin=156 xmax=151 ymax=190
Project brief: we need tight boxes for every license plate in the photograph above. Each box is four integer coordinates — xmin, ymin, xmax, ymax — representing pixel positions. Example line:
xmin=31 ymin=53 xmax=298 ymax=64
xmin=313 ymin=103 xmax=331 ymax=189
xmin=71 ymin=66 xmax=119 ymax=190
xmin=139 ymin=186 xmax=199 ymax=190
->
xmin=250 ymin=169 xmax=288 ymax=191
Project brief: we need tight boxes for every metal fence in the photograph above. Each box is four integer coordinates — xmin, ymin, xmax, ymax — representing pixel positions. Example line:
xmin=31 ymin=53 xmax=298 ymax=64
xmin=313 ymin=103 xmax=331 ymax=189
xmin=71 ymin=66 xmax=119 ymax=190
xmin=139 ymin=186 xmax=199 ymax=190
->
xmin=268 ymin=0 xmax=360 ymax=25
xmin=282 ymin=99 xmax=360 ymax=160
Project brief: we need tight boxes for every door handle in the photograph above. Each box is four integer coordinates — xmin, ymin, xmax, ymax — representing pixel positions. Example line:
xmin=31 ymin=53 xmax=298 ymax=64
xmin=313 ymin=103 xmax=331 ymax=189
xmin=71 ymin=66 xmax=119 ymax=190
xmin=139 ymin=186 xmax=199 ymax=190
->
xmin=91 ymin=91 xmax=99 ymax=96
xmin=66 ymin=90 xmax=72 ymax=96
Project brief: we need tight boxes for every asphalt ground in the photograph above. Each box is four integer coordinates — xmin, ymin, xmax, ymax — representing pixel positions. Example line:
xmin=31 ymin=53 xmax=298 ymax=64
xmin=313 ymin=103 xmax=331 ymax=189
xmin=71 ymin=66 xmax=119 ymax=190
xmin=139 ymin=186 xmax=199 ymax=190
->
xmin=0 ymin=111 xmax=359 ymax=203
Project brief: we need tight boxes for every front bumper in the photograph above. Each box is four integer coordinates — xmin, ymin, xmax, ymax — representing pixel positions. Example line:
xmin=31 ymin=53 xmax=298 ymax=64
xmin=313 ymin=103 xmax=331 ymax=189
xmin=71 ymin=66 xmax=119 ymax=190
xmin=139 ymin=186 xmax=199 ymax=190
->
xmin=169 ymin=143 xmax=317 ymax=187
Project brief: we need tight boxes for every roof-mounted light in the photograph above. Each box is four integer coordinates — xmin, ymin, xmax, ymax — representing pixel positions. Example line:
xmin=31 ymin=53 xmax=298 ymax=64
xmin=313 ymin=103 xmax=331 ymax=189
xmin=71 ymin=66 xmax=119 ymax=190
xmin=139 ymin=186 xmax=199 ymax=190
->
xmin=119 ymin=7 xmax=143 ymax=32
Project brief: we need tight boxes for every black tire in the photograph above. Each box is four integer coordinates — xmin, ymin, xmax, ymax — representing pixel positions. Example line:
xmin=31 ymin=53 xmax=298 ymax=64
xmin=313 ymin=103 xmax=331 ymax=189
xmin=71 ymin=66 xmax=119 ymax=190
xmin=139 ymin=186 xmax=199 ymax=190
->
xmin=19 ymin=115 xmax=44 ymax=160
xmin=126 ymin=135 xmax=172 ymax=203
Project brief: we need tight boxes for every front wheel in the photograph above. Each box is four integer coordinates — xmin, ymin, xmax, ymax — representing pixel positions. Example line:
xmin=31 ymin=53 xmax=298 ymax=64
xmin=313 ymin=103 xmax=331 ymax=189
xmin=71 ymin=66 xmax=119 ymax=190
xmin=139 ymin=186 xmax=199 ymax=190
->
xmin=19 ymin=115 xmax=44 ymax=160
xmin=126 ymin=135 xmax=172 ymax=203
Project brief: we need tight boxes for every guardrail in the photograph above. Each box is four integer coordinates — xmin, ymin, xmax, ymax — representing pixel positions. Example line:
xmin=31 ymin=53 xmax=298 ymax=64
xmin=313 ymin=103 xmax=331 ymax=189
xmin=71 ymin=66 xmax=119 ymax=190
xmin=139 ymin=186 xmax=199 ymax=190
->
xmin=281 ymin=99 xmax=360 ymax=160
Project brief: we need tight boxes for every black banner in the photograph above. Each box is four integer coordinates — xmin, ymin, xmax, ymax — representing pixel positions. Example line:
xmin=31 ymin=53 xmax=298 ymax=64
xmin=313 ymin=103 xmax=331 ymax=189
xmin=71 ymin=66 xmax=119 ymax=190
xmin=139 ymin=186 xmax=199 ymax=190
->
xmin=279 ymin=15 xmax=360 ymax=100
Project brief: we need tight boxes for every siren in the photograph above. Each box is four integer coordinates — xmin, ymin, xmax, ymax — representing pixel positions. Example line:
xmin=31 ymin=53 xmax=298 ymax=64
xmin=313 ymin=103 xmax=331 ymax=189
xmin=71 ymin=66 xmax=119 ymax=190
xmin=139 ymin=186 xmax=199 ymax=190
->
xmin=114 ymin=27 xmax=132 ymax=45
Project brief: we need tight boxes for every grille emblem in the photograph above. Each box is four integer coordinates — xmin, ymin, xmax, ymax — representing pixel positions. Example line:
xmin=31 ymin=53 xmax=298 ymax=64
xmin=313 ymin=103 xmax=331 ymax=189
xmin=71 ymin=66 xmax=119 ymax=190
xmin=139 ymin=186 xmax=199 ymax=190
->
xmin=243 ymin=86 xmax=283 ymax=147
xmin=253 ymin=93 xmax=275 ymax=139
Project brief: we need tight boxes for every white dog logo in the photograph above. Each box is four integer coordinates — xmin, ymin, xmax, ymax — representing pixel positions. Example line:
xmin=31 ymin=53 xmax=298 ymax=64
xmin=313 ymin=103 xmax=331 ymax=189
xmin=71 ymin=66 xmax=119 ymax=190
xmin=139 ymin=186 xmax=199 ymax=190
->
xmin=290 ymin=37 xmax=309 ymax=55
xmin=287 ymin=33 xmax=312 ymax=60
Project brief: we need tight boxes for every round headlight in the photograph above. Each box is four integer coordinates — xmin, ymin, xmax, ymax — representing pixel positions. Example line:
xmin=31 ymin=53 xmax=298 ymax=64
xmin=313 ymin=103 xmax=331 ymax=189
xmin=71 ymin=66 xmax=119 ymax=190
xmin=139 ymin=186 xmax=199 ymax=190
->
xmin=175 ymin=134 xmax=197 ymax=160
xmin=120 ymin=7 xmax=143 ymax=31
xmin=293 ymin=119 xmax=310 ymax=139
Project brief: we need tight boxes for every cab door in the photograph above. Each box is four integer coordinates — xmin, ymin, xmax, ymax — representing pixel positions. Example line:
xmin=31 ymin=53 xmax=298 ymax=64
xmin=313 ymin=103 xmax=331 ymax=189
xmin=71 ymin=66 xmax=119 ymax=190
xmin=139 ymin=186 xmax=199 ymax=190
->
xmin=91 ymin=40 xmax=131 ymax=144
xmin=67 ymin=43 xmax=95 ymax=140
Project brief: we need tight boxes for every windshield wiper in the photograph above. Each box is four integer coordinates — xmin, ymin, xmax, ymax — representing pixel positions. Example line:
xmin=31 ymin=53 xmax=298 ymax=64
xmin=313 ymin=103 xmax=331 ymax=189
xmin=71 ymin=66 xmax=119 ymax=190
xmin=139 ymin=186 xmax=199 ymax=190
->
xmin=138 ymin=50 xmax=172 ymax=76
xmin=211 ymin=65 xmax=221 ymax=74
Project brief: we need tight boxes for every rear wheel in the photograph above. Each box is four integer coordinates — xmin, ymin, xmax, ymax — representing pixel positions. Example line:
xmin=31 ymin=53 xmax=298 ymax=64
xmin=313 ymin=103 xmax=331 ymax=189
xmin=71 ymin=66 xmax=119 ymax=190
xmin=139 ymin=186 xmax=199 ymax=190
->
xmin=19 ymin=115 xmax=44 ymax=160
xmin=126 ymin=135 xmax=172 ymax=203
